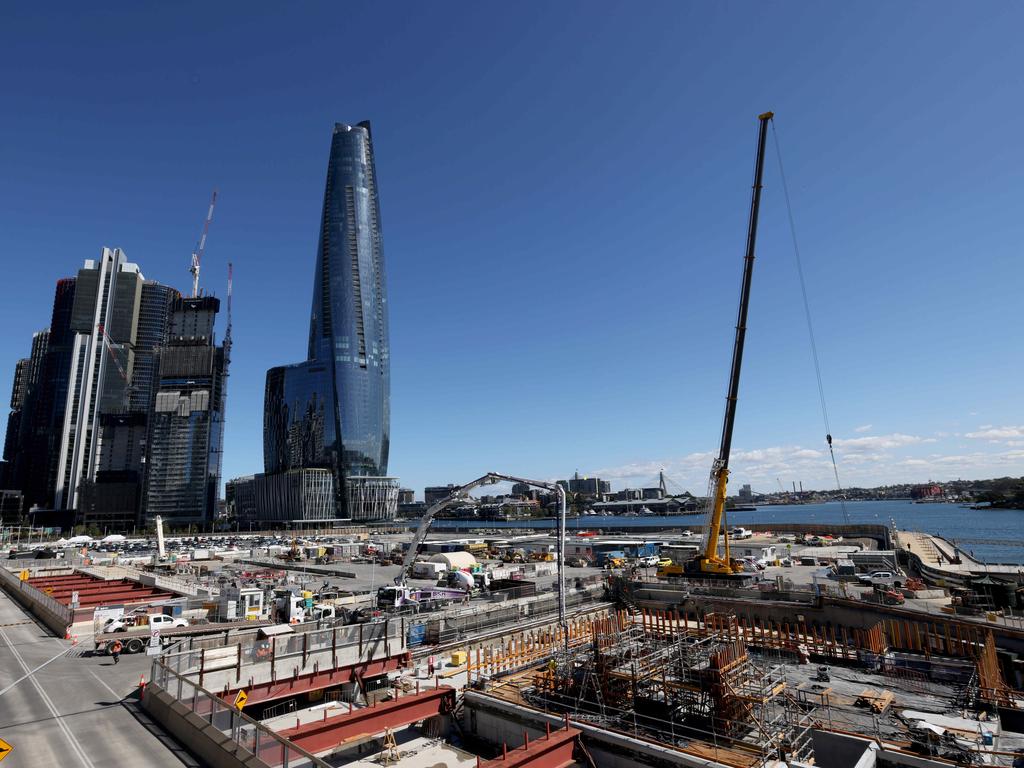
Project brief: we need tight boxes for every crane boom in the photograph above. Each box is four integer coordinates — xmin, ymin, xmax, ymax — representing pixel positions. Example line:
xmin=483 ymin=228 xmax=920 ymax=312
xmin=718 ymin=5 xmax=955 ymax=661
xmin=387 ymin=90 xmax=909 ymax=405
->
xmin=694 ymin=112 xmax=773 ymax=576
xmin=395 ymin=470 xmax=569 ymax=647
xmin=189 ymin=190 xmax=218 ymax=298
xmin=395 ymin=471 xmax=560 ymax=585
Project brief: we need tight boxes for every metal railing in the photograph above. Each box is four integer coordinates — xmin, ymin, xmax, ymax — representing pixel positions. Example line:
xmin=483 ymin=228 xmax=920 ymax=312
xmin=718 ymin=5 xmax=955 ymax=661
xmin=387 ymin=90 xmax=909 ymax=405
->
xmin=149 ymin=653 xmax=329 ymax=768
xmin=159 ymin=618 xmax=407 ymax=683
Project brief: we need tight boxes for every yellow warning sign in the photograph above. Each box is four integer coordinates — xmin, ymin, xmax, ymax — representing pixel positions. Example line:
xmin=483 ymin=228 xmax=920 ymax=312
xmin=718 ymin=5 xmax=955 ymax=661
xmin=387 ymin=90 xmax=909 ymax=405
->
xmin=43 ymin=587 xmax=54 ymax=595
xmin=233 ymin=690 xmax=248 ymax=711
xmin=18 ymin=570 xmax=29 ymax=581
xmin=0 ymin=737 xmax=13 ymax=762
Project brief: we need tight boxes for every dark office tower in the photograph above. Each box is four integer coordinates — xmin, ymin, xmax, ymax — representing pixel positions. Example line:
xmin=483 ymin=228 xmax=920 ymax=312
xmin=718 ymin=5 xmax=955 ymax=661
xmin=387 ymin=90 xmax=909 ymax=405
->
xmin=143 ymin=296 xmax=227 ymax=525
xmin=264 ymin=122 xmax=396 ymax=522
xmin=2 ymin=330 xmax=47 ymax=494
xmin=130 ymin=282 xmax=177 ymax=412
xmin=17 ymin=279 xmax=77 ymax=509
xmin=4 ymin=358 xmax=30 ymax=462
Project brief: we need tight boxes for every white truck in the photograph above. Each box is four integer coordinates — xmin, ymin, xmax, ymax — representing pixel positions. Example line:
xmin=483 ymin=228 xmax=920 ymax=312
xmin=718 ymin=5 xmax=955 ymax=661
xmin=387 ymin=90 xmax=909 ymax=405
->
xmin=103 ymin=613 xmax=189 ymax=634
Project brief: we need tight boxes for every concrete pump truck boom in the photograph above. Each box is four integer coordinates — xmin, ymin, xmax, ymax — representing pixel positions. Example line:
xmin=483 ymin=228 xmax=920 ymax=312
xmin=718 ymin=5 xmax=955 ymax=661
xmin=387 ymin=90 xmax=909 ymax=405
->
xmin=688 ymin=112 xmax=774 ymax=577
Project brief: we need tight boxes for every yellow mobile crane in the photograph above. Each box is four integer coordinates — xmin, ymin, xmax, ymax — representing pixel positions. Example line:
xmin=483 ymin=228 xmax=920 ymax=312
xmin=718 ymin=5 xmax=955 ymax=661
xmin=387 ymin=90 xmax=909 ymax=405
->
xmin=688 ymin=112 xmax=774 ymax=577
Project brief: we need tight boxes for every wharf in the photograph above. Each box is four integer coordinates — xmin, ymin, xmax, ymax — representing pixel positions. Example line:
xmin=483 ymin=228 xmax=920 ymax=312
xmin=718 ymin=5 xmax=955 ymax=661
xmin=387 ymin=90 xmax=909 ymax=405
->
xmin=897 ymin=530 xmax=1024 ymax=584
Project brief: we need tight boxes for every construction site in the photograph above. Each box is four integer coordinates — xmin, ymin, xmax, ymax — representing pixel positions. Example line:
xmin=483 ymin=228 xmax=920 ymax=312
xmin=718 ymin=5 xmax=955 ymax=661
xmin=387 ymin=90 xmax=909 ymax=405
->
xmin=101 ymin=588 xmax=1022 ymax=768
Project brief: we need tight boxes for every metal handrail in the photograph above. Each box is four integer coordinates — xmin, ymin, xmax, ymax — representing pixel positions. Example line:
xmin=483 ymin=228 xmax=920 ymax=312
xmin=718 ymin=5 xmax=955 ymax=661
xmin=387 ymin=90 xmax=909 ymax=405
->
xmin=150 ymin=654 xmax=330 ymax=767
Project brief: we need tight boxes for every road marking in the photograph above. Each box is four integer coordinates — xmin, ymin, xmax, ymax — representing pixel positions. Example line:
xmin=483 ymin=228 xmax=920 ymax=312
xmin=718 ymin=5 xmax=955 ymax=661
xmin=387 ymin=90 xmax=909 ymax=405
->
xmin=88 ymin=668 xmax=122 ymax=700
xmin=0 ymin=628 xmax=96 ymax=768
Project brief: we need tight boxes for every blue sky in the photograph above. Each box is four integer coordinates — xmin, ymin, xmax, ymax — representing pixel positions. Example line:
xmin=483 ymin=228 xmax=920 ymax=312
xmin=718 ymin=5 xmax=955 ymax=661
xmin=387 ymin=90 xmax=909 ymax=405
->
xmin=2 ymin=3 xmax=1022 ymax=499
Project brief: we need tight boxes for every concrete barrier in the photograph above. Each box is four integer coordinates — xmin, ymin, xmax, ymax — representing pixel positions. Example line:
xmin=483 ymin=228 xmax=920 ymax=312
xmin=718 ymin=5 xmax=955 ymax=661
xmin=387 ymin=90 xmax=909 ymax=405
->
xmin=142 ymin=686 xmax=266 ymax=768
xmin=0 ymin=567 xmax=73 ymax=635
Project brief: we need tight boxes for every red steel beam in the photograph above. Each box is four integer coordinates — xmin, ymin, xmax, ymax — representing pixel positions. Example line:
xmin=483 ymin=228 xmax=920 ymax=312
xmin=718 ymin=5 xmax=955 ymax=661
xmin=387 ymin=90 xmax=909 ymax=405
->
xmin=213 ymin=651 xmax=413 ymax=707
xmin=75 ymin=595 xmax=170 ymax=608
xmin=47 ymin=585 xmax=171 ymax=600
xmin=278 ymin=687 xmax=456 ymax=755
xmin=47 ymin=585 xmax=164 ymax=598
xmin=55 ymin=589 xmax=171 ymax=607
xmin=28 ymin=580 xmax=103 ymax=591
xmin=28 ymin=575 xmax=100 ymax=586
xmin=479 ymin=722 xmax=581 ymax=768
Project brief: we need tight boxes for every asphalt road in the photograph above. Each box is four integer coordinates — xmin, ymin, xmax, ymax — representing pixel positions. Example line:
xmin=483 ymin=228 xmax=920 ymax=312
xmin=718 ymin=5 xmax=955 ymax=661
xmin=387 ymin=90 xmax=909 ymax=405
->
xmin=0 ymin=589 xmax=197 ymax=768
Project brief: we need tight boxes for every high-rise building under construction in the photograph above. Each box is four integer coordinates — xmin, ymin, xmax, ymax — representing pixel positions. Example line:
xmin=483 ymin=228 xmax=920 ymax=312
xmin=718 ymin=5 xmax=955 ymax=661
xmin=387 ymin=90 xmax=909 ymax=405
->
xmin=142 ymin=295 xmax=228 ymax=524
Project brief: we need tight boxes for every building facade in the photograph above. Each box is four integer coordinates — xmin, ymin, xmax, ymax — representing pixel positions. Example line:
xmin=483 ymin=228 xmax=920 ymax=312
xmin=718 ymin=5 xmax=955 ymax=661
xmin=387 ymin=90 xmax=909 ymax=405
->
xmin=227 ymin=470 xmax=337 ymax=526
xmin=425 ymin=485 xmax=459 ymax=506
xmin=3 ymin=254 xmax=184 ymax=529
xmin=225 ymin=475 xmax=257 ymax=524
xmin=52 ymin=249 xmax=147 ymax=510
xmin=15 ymin=279 xmax=77 ymax=511
xmin=142 ymin=296 xmax=228 ymax=525
xmin=263 ymin=122 xmax=395 ymax=521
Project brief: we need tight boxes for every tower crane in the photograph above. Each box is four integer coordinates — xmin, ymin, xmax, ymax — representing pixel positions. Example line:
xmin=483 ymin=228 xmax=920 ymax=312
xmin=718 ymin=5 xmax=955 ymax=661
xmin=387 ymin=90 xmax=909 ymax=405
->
xmin=189 ymin=190 xmax=218 ymax=298
xmin=689 ymin=112 xmax=774 ymax=577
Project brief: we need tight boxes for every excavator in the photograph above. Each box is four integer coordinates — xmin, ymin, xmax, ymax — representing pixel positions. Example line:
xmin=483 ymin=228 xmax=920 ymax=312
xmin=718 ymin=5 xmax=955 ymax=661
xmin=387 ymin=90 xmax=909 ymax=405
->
xmin=686 ymin=112 xmax=774 ymax=578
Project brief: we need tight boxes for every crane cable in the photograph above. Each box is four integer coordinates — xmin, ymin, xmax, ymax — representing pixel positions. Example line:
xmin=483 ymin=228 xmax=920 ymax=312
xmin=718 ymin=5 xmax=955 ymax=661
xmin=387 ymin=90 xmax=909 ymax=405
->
xmin=769 ymin=119 xmax=850 ymax=525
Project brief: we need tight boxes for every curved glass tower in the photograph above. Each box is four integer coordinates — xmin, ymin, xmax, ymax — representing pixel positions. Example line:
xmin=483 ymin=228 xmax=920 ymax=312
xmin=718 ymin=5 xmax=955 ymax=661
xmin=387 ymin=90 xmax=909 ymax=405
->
xmin=265 ymin=122 xmax=392 ymax=519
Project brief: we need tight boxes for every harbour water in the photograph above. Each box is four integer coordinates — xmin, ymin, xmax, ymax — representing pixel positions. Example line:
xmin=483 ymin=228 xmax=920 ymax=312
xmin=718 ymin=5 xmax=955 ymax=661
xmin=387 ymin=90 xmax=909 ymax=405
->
xmin=431 ymin=500 xmax=1024 ymax=565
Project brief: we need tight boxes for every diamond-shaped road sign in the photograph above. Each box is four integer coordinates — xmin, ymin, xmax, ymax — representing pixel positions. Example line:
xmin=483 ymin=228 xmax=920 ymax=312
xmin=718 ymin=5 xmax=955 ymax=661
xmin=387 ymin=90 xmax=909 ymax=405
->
xmin=233 ymin=690 xmax=247 ymax=711
xmin=0 ymin=737 xmax=13 ymax=762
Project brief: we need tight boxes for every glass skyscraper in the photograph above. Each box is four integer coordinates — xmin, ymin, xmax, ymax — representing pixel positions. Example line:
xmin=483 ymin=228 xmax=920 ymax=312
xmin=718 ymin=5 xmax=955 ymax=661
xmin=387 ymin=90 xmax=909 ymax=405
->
xmin=264 ymin=121 xmax=395 ymax=521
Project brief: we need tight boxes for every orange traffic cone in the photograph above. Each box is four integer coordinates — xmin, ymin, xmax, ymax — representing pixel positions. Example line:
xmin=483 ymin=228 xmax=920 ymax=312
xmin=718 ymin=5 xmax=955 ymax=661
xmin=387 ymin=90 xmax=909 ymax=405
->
xmin=71 ymin=635 xmax=78 ymax=646
xmin=139 ymin=675 xmax=146 ymax=693
xmin=64 ymin=627 xmax=72 ymax=640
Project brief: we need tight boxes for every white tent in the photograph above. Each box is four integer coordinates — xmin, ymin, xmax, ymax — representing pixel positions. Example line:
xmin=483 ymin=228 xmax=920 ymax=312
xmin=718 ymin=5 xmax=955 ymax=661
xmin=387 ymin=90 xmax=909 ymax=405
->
xmin=101 ymin=534 xmax=126 ymax=543
xmin=427 ymin=551 xmax=477 ymax=570
xmin=67 ymin=535 xmax=93 ymax=544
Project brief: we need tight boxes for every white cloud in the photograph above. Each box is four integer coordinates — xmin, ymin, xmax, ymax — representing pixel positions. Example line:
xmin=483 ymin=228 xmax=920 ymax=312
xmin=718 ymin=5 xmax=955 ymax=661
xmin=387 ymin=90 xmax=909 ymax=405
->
xmin=965 ymin=425 xmax=1024 ymax=440
xmin=854 ymin=424 xmax=873 ymax=433
xmin=587 ymin=439 xmax=1024 ymax=493
xmin=834 ymin=433 xmax=929 ymax=450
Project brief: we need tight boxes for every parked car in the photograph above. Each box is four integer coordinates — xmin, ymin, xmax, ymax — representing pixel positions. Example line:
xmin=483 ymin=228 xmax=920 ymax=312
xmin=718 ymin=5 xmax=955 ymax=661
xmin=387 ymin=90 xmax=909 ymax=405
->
xmin=856 ymin=571 xmax=903 ymax=588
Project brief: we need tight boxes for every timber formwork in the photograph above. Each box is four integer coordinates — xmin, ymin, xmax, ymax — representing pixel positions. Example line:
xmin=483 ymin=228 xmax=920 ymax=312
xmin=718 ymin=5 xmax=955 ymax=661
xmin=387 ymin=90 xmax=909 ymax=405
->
xmin=525 ymin=610 xmax=816 ymax=767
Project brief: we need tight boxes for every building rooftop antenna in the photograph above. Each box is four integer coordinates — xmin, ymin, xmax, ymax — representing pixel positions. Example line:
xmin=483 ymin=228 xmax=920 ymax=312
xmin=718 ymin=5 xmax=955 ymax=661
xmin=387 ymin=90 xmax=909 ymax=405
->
xmin=189 ymin=190 xmax=218 ymax=298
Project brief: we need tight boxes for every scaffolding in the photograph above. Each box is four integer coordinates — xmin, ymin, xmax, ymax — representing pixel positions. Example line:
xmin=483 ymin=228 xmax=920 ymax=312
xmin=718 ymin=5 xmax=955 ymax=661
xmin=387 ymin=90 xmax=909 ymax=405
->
xmin=528 ymin=611 xmax=816 ymax=767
